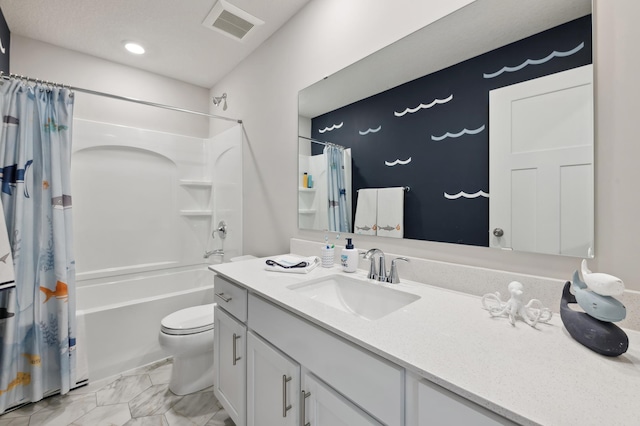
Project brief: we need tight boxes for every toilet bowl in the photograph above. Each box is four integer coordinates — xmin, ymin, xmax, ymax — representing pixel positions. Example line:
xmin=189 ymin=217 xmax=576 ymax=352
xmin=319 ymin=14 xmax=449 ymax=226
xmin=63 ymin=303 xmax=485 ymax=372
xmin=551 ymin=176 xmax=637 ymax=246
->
xmin=158 ymin=303 xmax=215 ymax=395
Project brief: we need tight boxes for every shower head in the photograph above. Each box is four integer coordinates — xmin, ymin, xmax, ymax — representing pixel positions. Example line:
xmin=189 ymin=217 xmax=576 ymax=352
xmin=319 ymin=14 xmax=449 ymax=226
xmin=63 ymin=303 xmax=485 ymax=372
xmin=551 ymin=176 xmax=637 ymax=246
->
xmin=212 ymin=93 xmax=227 ymax=111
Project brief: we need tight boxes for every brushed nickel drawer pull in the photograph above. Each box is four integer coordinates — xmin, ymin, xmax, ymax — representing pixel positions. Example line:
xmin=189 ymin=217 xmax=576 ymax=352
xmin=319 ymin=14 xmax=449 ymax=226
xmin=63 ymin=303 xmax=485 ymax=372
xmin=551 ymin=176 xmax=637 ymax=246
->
xmin=232 ymin=333 xmax=241 ymax=365
xmin=301 ymin=389 xmax=311 ymax=426
xmin=282 ymin=375 xmax=292 ymax=417
xmin=215 ymin=292 xmax=232 ymax=303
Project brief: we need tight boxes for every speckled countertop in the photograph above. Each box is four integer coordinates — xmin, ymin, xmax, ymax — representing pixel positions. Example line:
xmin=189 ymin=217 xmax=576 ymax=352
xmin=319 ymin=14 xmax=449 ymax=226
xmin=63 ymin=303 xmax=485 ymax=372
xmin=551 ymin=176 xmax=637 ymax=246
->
xmin=210 ymin=257 xmax=640 ymax=426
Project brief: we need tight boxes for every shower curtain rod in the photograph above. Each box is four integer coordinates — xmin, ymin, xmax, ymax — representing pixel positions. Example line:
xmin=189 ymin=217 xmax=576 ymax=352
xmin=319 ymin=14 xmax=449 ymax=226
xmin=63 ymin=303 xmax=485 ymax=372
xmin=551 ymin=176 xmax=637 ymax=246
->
xmin=0 ymin=72 xmax=242 ymax=124
xmin=298 ymin=135 xmax=345 ymax=150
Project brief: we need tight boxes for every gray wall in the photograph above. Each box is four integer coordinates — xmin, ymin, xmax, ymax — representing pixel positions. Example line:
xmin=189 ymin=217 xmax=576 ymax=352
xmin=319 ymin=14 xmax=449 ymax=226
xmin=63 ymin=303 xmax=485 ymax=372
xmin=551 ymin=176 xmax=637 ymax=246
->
xmin=213 ymin=0 xmax=637 ymax=290
xmin=10 ymin=35 xmax=210 ymax=138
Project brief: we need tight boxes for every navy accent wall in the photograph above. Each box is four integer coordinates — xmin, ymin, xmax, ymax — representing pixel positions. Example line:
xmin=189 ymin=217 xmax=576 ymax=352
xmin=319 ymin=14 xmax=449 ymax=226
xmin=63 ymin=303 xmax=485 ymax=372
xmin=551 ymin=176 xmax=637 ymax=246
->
xmin=0 ymin=8 xmax=9 ymax=74
xmin=311 ymin=16 xmax=592 ymax=247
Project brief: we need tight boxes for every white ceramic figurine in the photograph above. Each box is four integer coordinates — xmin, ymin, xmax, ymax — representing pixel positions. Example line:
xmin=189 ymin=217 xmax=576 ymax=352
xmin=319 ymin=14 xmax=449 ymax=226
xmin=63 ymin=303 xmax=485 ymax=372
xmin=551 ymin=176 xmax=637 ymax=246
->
xmin=580 ymin=259 xmax=625 ymax=297
xmin=482 ymin=281 xmax=552 ymax=328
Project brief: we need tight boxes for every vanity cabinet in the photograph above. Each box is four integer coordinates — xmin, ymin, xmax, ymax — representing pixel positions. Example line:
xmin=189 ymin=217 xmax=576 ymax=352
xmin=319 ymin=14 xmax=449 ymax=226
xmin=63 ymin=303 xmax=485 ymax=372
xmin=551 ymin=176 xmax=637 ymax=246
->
xmin=213 ymin=274 xmax=513 ymax=426
xmin=248 ymin=293 xmax=404 ymax=426
xmin=246 ymin=329 xmax=381 ymax=426
xmin=247 ymin=331 xmax=300 ymax=426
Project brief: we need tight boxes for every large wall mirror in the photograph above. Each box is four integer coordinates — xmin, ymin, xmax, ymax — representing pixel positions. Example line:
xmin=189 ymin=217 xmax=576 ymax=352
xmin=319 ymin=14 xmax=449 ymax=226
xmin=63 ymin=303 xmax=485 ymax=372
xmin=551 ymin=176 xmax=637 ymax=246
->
xmin=298 ymin=0 xmax=593 ymax=258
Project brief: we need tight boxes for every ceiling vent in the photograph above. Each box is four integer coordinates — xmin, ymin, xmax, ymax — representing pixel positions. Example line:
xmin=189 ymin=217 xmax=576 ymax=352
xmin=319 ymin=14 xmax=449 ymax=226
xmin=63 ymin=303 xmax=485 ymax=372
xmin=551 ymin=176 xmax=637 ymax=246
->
xmin=202 ymin=0 xmax=264 ymax=41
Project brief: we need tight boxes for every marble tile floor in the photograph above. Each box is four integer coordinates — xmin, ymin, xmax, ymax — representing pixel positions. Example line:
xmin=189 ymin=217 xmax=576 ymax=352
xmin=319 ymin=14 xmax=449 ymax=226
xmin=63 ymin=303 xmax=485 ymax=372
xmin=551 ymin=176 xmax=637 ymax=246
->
xmin=0 ymin=358 xmax=235 ymax=426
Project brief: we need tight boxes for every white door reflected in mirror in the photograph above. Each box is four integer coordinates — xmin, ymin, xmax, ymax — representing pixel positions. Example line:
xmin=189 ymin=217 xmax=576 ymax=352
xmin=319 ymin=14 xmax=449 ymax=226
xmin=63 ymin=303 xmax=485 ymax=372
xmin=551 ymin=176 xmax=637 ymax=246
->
xmin=489 ymin=64 xmax=594 ymax=257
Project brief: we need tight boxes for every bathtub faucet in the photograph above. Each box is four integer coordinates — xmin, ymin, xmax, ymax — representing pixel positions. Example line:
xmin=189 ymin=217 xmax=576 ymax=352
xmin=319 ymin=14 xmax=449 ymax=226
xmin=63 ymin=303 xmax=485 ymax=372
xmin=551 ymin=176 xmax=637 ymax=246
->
xmin=204 ymin=249 xmax=224 ymax=259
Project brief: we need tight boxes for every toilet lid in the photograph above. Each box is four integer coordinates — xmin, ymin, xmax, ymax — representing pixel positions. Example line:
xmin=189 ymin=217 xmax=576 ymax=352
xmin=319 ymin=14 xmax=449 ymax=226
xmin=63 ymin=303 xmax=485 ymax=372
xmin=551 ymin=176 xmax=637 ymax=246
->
xmin=161 ymin=303 xmax=215 ymax=336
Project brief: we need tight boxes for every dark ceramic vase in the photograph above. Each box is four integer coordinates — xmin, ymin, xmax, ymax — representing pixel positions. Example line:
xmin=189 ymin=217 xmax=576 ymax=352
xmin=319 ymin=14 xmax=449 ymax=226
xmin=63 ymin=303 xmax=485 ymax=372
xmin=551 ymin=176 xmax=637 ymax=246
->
xmin=560 ymin=282 xmax=628 ymax=357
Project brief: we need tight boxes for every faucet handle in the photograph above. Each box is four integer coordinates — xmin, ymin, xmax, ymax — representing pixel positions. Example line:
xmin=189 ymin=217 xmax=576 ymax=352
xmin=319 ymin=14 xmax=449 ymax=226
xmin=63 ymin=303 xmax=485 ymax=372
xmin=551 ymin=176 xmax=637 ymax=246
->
xmin=388 ymin=257 xmax=410 ymax=284
xmin=363 ymin=248 xmax=381 ymax=280
xmin=378 ymin=256 xmax=388 ymax=282
xmin=368 ymin=261 xmax=377 ymax=280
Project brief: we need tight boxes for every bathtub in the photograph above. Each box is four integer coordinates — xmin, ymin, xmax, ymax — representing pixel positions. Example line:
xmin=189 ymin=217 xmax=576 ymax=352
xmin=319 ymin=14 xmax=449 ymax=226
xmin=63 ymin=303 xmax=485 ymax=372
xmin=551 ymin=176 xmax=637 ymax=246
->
xmin=76 ymin=267 xmax=215 ymax=382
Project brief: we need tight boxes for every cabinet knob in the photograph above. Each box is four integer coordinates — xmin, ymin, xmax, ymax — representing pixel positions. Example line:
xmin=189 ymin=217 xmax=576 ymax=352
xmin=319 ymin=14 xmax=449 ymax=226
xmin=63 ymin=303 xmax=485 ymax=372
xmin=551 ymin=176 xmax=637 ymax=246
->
xmin=493 ymin=228 xmax=504 ymax=237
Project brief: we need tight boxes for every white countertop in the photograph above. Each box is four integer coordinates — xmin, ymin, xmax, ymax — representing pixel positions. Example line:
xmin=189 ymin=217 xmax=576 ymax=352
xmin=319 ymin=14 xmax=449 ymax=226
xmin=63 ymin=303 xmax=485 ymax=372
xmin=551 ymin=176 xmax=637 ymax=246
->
xmin=210 ymin=257 xmax=640 ymax=426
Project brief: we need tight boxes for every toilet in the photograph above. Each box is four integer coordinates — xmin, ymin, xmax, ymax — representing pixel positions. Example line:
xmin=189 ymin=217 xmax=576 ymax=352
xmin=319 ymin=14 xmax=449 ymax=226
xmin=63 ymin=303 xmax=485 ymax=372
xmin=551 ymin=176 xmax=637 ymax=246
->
xmin=158 ymin=255 xmax=256 ymax=395
xmin=158 ymin=303 xmax=215 ymax=395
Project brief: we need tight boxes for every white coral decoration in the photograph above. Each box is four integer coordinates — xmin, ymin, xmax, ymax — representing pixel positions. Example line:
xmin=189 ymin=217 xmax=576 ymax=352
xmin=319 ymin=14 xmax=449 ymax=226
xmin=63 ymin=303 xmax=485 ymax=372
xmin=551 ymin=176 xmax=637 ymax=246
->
xmin=482 ymin=281 xmax=552 ymax=327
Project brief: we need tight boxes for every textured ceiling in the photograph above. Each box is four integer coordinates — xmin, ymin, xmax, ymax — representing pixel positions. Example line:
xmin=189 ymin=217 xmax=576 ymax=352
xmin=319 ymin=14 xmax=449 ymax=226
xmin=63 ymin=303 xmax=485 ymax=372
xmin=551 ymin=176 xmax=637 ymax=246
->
xmin=0 ymin=0 xmax=311 ymax=88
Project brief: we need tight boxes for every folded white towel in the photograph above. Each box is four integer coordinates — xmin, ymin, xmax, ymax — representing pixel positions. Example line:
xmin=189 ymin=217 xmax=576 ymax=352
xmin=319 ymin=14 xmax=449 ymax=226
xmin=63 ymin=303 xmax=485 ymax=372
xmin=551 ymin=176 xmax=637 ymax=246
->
xmin=376 ymin=187 xmax=404 ymax=238
xmin=354 ymin=189 xmax=377 ymax=235
xmin=264 ymin=255 xmax=320 ymax=274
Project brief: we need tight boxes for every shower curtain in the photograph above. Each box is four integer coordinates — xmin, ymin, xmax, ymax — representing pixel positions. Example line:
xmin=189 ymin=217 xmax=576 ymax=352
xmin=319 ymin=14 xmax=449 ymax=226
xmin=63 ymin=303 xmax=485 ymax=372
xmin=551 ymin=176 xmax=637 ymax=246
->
xmin=0 ymin=79 xmax=76 ymax=412
xmin=325 ymin=145 xmax=350 ymax=233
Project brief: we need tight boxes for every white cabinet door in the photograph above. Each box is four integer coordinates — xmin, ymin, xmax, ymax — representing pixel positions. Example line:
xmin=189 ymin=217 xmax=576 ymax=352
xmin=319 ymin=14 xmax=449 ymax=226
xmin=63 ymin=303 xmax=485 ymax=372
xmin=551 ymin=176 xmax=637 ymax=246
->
xmin=214 ymin=305 xmax=247 ymax=426
xmin=301 ymin=372 xmax=383 ymax=426
xmin=247 ymin=331 xmax=300 ymax=426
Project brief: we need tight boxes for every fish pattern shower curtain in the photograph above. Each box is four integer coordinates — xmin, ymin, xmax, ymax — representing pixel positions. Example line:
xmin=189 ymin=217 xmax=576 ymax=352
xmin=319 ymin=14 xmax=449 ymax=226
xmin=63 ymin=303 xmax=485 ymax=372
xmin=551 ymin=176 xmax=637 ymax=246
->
xmin=325 ymin=145 xmax=350 ymax=233
xmin=0 ymin=79 xmax=76 ymax=412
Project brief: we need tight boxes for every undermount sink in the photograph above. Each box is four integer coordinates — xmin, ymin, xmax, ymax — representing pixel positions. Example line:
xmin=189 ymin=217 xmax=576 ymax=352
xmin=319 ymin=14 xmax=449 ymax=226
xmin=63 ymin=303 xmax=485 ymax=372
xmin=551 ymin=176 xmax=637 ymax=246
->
xmin=288 ymin=274 xmax=420 ymax=321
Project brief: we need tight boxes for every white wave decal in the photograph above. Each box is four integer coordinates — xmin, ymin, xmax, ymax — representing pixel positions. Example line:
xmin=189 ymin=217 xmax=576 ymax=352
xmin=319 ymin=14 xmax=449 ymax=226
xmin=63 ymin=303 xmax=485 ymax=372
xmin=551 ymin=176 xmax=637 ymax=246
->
xmin=431 ymin=125 xmax=485 ymax=141
xmin=359 ymin=125 xmax=382 ymax=136
xmin=483 ymin=42 xmax=585 ymax=79
xmin=318 ymin=122 xmax=344 ymax=133
xmin=394 ymin=95 xmax=453 ymax=117
xmin=385 ymin=157 xmax=412 ymax=167
xmin=444 ymin=190 xmax=489 ymax=200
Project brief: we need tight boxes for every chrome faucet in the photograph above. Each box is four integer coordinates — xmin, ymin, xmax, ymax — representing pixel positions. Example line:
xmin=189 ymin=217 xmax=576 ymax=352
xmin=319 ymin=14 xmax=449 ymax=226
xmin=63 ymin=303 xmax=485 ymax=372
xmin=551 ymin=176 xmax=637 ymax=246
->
xmin=363 ymin=249 xmax=410 ymax=284
xmin=204 ymin=249 xmax=224 ymax=259
xmin=363 ymin=248 xmax=387 ymax=282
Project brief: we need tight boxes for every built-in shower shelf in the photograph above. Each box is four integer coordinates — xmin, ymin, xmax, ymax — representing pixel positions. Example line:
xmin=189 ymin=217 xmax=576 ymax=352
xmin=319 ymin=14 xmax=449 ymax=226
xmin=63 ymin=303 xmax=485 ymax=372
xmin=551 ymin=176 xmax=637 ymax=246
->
xmin=299 ymin=187 xmax=316 ymax=193
xmin=298 ymin=209 xmax=316 ymax=215
xmin=179 ymin=210 xmax=213 ymax=216
xmin=179 ymin=180 xmax=213 ymax=187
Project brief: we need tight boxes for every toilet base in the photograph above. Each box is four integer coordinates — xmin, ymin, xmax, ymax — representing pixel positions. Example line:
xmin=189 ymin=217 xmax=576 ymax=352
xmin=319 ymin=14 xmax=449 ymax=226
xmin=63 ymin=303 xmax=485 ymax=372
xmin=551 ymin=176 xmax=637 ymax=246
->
xmin=169 ymin=350 xmax=215 ymax=395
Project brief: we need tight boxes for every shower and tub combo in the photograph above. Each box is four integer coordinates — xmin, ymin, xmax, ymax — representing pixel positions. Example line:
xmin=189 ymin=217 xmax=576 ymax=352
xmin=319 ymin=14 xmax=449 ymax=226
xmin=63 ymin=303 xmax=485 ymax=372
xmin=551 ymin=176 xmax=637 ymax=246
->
xmin=0 ymin=70 xmax=244 ymax=413
xmin=72 ymin=117 xmax=244 ymax=391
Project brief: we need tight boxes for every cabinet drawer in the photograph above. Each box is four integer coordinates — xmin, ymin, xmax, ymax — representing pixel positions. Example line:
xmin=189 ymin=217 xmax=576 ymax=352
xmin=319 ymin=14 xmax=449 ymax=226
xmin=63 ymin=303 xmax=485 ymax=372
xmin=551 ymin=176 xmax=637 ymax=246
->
xmin=214 ymin=275 xmax=248 ymax=322
xmin=249 ymin=294 xmax=404 ymax=426
xmin=302 ymin=372 xmax=383 ymax=426
xmin=417 ymin=379 xmax=517 ymax=426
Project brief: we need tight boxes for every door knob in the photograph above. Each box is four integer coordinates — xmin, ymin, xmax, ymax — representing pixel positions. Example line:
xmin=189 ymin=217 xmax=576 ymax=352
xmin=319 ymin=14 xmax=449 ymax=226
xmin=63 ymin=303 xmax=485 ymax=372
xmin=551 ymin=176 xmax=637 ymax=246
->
xmin=493 ymin=228 xmax=504 ymax=237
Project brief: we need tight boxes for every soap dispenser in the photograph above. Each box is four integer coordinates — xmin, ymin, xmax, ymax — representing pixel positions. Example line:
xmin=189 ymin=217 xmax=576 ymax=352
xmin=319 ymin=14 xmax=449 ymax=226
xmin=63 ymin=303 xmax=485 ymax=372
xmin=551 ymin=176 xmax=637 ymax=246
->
xmin=341 ymin=238 xmax=358 ymax=273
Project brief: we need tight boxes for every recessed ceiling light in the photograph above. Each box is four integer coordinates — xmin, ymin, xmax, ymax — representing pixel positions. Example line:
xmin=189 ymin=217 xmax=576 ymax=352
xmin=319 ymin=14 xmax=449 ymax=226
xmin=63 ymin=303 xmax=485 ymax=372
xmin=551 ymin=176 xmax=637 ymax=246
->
xmin=124 ymin=42 xmax=145 ymax=55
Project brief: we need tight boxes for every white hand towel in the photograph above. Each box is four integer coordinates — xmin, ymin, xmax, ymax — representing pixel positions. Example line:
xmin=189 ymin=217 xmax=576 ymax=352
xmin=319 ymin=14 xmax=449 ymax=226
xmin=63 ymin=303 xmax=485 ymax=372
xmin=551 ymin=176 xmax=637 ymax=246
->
xmin=264 ymin=255 xmax=320 ymax=274
xmin=354 ymin=189 xmax=377 ymax=235
xmin=376 ymin=187 xmax=404 ymax=238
